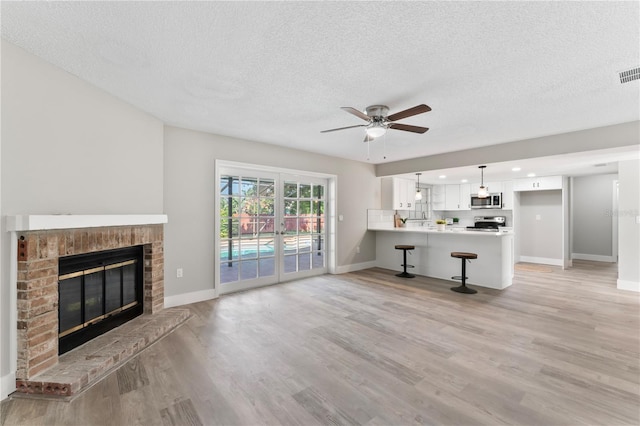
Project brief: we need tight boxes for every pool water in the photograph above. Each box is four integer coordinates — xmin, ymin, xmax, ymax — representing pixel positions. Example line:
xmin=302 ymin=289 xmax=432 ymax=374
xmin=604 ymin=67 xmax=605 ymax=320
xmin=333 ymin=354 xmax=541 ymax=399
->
xmin=219 ymin=245 xmax=275 ymax=259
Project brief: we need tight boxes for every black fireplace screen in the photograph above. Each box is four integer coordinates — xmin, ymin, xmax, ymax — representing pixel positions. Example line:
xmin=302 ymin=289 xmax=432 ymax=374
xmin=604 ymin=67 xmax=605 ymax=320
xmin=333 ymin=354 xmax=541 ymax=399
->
xmin=58 ymin=246 xmax=143 ymax=354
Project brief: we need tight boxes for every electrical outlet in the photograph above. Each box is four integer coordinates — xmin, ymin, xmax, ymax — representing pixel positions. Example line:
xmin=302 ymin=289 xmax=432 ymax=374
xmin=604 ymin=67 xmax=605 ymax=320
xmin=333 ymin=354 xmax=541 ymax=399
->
xmin=176 ymin=268 xmax=183 ymax=278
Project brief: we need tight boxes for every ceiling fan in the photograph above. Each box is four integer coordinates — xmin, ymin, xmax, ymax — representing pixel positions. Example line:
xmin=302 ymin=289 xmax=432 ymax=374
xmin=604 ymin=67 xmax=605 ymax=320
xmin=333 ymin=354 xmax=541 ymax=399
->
xmin=321 ymin=104 xmax=431 ymax=142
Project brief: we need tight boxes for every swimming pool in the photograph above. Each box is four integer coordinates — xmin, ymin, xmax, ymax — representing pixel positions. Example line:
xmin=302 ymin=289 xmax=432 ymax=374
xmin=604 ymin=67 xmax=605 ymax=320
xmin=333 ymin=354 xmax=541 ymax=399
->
xmin=219 ymin=245 xmax=275 ymax=260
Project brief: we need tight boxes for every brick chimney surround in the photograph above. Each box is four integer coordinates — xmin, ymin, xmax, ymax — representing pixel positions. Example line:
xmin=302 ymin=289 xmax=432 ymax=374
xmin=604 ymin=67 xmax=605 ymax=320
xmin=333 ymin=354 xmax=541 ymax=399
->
xmin=5 ymin=215 xmax=190 ymax=398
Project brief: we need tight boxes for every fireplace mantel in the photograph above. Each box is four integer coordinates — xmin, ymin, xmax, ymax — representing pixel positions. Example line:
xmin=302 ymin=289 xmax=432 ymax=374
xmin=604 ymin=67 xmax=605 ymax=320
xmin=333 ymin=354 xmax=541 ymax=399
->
xmin=6 ymin=214 xmax=168 ymax=232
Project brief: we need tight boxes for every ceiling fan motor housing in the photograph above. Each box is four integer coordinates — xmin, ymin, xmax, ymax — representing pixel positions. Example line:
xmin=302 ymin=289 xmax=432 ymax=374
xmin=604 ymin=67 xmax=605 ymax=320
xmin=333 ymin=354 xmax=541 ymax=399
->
xmin=365 ymin=105 xmax=389 ymax=119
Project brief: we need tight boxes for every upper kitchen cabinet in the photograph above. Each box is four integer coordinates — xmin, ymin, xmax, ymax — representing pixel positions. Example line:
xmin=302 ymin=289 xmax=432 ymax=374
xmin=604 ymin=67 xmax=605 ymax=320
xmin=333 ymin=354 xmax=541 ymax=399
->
xmin=444 ymin=184 xmax=471 ymax=210
xmin=470 ymin=181 xmax=503 ymax=195
xmin=381 ymin=177 xmax=417 ymax=210
xmin=513 ymin=176 xmax=563 ymax=191
xmin=502 ymin=180 xmax=514 ymax=210
xmin=432 ymin=184 xmax=445 ymax=210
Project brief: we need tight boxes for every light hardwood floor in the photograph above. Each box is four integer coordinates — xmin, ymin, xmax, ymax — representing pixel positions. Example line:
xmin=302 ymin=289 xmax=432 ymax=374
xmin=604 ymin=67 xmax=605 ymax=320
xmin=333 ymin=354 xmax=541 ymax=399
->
xmin=2 ymin=260 xmax=639 ymax=425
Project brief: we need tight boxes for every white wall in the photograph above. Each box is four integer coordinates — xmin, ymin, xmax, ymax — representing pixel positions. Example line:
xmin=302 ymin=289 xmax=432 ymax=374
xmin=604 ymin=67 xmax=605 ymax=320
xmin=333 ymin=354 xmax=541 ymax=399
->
xmin=0 ymin=41 xmax=164 ymax=399
xmin=617 ymin=160 xmax=640 ymax=291
xmin=572 ymin=174 xmax=617 ymax=261
xmin=517 ymin=190 xmax=563 ymax=264
xmin=162 ymin=126 xmax=378 ymax=303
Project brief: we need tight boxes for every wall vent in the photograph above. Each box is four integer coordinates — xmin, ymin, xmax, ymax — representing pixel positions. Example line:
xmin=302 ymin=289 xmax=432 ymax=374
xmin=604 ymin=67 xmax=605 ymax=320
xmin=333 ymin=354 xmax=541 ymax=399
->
xmin=619 ymin=67 xmax=640 ymax=84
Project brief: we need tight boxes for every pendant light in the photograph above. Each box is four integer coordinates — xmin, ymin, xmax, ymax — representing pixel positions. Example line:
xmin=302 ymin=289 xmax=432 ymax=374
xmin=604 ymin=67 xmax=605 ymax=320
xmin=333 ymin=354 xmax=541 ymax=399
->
xmin=477 ymin=165 xmax=488 ymax=198
xmin=415 ymin=172 xmax=422 ymax=200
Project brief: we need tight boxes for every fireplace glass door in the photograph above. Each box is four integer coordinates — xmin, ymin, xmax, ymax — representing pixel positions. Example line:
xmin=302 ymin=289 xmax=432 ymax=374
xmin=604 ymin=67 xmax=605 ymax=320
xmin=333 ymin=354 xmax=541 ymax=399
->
xmin=58 ymin=247 xmax=143 ymax=354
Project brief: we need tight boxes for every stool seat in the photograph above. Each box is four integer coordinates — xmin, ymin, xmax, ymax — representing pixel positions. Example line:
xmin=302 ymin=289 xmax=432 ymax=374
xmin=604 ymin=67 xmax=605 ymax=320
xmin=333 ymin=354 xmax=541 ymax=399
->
xmin=451 ymin=252 xmax=477 ymax=260
xmin=394 ymin=245 xmax=415 ymax=278
xmin=450 ymin=251 xmax=478 ymax=294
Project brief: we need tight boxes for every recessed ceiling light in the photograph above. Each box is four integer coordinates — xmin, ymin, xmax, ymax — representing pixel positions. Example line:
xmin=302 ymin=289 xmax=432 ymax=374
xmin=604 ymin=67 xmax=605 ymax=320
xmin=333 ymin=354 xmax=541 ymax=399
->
xmin=527 ymin=173 xmax=536 ymax=177
xmin=439 ymin=175 xmax=446 ymax=179
xmin=461 ymin=179 xmax=468 ymax=183
xmin=512 ymin=167 xmax=521 ymax=172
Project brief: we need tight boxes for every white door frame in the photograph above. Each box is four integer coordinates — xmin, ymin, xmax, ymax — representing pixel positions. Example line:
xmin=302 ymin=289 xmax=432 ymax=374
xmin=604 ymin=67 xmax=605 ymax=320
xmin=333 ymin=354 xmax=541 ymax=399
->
xmin=214 ymin=160 xmax=337 ymax=297
xmin=612 ymin=180 xmax=619 ymax=262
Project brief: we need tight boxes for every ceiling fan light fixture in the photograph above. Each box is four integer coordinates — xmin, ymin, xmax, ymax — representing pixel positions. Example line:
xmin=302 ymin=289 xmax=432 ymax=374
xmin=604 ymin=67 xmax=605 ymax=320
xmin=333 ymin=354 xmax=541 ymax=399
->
xmin=365 ymin=124 xmax=387 ymax=138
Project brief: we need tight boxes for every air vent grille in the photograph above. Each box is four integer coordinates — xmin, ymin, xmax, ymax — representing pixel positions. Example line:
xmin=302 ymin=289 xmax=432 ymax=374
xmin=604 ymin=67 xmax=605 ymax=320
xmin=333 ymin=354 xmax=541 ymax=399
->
xmin=619 ymin=67 xmax=640 ymax=84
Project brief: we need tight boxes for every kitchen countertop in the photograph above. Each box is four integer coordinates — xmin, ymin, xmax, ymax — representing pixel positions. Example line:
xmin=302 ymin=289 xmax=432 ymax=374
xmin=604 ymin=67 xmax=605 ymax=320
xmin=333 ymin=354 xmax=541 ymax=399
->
xmin=368 ymin=225 xmax=513 ymax=236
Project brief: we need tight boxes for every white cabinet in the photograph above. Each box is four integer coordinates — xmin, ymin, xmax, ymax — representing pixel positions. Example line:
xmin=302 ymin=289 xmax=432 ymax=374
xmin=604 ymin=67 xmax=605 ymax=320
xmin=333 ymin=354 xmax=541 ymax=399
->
xmin=459 ymin=184 xmax=471 ymax=209
xmin=432 ymin=184 xmax=446 ymax=210
xmin=444 ymin=184 xmax=471 ymax=210
xmin=470 ymin=181 xmax=502 ymax=195
xmin=381 ymin=177 xmax=417 ymax=210
xmin=513 ymin=176 xmax=563 ymax=191
xmin=502 ymin=180 xmax=514 ymax=209
xmin=486 ymin=181 xmax=503 ymax=194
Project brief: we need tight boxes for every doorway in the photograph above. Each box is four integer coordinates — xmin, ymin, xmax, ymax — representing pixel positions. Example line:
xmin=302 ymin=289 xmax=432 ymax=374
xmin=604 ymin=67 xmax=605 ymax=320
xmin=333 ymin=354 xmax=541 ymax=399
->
xmin=216 ymin=163 xmax=333 ymax=295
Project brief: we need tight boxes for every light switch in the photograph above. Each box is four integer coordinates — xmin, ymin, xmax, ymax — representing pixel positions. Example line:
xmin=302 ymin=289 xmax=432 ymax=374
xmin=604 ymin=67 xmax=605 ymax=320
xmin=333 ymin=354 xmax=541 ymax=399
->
xmin=636 ymin=215 xmax=640 ymax=224
xmin=339 ymin=215 xmax=344 ymax=221
xmin=535 ymin=214 xmax=541 ymax=221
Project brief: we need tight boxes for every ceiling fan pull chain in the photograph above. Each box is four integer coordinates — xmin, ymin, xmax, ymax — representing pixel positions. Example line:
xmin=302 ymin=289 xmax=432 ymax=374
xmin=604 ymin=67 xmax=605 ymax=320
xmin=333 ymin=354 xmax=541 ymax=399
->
xmin=383 ymin=132 xmax=387 ymax=160
xmin=367 ymin=137 xmax=370 ymax=161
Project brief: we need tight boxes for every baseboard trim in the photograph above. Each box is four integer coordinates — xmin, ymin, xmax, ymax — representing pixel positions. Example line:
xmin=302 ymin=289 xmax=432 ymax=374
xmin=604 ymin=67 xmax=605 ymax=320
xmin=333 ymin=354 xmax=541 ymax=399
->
xmin=1 ymin=371 xmax=16 ymax=401
xmin=572 ymin=253 xmax=616 ymax=263
xmin=617 ymin=279 xmax=640 ymax=292
xmin=518 ymin=256 xmax=564 ymax=266
xmin=164 ymin=289 xmax=216 ymax=308
xmin=333 ymin=261 xmax=377 ymax=274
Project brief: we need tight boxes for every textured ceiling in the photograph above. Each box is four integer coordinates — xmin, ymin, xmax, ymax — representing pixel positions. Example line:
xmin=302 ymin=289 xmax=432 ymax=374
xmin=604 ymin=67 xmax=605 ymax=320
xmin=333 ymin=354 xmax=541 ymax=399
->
xmin=2 ymin=1 xmax=639 ymax=165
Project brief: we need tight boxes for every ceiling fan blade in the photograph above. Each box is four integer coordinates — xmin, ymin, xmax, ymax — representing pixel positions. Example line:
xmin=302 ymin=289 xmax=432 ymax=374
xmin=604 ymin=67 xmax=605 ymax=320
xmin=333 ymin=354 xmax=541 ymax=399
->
xmin=320 ymin=124 xmax=366 ymax=133
xmin=341 ymin=107 xmax=371 ymax=121
xmin=387 ymin=104 xmax=431 ymax=122
xmin=363 ymin=134 xmax=374 ymax=143
xmin=388 ymin=123 xmax=429 ymax=134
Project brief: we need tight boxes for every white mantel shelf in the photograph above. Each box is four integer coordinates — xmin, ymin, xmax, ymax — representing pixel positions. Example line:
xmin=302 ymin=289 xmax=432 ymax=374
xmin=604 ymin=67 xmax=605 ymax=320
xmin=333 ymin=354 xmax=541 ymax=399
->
xmin=6 ymin=214 xmax=168 ymax=232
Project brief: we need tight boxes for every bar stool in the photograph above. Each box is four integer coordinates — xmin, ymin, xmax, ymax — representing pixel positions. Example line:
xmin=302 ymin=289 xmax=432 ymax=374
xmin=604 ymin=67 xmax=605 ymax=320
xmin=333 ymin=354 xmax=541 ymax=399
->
xmin=395 ymin=245 xmax=415 ymax=278
xmin=450 ymin=252 xmax=478 ymax=294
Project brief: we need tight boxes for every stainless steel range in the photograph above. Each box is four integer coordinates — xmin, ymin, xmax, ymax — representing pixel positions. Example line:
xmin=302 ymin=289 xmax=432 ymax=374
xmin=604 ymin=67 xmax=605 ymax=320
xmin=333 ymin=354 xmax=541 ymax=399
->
xmin=466 ymin=216 xmax=506 ymax=231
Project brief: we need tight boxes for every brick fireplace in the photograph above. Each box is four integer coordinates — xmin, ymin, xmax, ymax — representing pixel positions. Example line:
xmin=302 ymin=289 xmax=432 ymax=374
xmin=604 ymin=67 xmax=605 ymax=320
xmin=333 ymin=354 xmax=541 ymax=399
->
xmin=7 ymin=215 xmax=168 ymax=393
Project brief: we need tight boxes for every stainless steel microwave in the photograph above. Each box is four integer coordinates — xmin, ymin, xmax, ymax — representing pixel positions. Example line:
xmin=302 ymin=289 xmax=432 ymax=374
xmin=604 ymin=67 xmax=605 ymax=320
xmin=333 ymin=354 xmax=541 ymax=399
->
xmin=470 ymin=193 xmax=502 ymax=209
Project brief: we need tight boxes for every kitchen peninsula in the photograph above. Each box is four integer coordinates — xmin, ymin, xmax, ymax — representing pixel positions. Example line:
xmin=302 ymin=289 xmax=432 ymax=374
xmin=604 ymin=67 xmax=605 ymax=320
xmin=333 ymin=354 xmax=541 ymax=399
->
xmin=369 ymin=211 xmax=514 ymax=290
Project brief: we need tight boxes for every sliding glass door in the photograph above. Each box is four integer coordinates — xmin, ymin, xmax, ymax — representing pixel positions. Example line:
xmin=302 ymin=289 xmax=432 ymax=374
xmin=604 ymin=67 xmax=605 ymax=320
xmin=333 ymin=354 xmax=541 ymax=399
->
xmin=217 ymin=166 xmax=328 ymax=294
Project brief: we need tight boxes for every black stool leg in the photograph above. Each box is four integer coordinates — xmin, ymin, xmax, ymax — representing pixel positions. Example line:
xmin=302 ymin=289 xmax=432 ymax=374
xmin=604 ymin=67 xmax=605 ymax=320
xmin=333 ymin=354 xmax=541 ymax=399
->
xmin=395 ymin=249 xmax=415 ymax=278
xmin=451 ymin=258 xmax=477 ymax=294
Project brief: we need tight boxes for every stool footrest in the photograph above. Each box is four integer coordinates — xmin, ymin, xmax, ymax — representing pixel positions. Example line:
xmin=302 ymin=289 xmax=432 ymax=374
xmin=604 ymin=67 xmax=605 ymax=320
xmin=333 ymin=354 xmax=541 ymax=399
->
xmin=402 ymin=264 xmax=415 ymax=269
xmin=451 ymin=275 xmax=468 ymax=280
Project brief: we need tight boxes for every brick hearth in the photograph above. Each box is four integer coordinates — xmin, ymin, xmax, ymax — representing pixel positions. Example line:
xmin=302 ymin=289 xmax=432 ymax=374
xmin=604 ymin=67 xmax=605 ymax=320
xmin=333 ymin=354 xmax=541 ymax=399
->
xmin=16 ymin=224 xmax=165 ymax=390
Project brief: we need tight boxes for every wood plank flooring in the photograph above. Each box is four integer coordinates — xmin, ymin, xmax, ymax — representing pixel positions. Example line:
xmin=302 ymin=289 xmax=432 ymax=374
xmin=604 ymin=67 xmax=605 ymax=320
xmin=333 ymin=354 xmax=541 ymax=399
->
xmin=2 ymin=260 xmax=639 ymax=425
